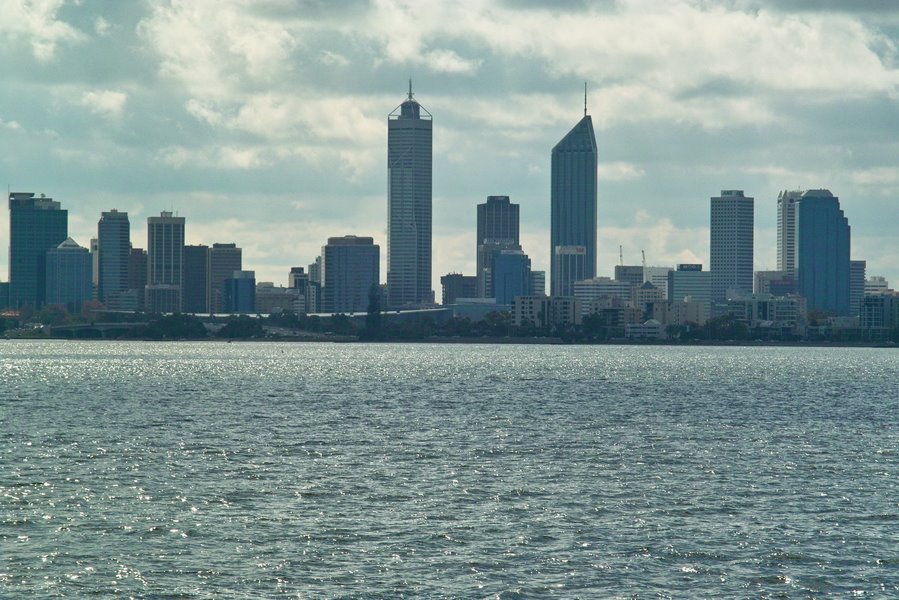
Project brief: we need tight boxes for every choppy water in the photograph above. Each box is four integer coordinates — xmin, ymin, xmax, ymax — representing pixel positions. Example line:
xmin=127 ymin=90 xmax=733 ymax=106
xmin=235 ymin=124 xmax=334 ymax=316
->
xmin=1 ymin=340 xmax=898 ymax=598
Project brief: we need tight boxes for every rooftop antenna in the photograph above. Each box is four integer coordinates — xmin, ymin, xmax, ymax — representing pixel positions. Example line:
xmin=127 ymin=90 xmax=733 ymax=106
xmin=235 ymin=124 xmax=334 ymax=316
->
xmin=408 ymin=78 xmax=414 ymax=101
xmin=619 ymin=245 xmax=623 ymax=267
xmin=584 ymin=81 xmax=587 ymax=116
xmin=641 ymin=249 xmax=646 ymax=270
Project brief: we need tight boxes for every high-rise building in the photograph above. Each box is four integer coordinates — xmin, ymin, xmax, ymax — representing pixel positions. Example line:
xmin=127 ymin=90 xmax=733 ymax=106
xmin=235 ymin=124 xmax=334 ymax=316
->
xmin=387 ymin=82 xmax=433 ymax=308
xmin=8 ymin=192 xmax=68 ymax=308
xmin=776 ymin=190 xmax=803 ymax=274
xmin=552 ymin=246 xmax=588 ymax=297
xmin=530 ymin=271 xmax=546 ymax=297
xmin=477 ymin=195 xmax=519 ymax=252
xmin=794 ymin=190 xmax=850 ymax=316
xmin=183 ymin=245 xmax=210 ymax=313
xmin=865 ymin=276 xmax=890 ymax=295
xmin=208 ymin=243 xmax=242 ymax=313
xmin=710 ymin=190 xmax=754 ymax=303
xmin=45 ymin=238 xmax=92 ymax=313
xmin=224 ymin=270 xmax=256 ymax=314
xmin=614 ymin=265 xmax=645 ymax=288
xmin=850 ymin=260 xmax=866 ymax=318
xmin=667 ymin=264 xmax=712 ymax=315
xmin=440 ymin=273 xmax=477 ymax=305
xmin=322 ymin=235 xmax=380 ymax=313
xmin=477 ymin=239 xmax=521 ymax=298
xmin=550 ymin=106 xmax=597 ymax=297
xmin=97 ymin=209 xmax=130 ymax=305
xmin=146 ymin=211 xmax=185 ymax=313
xmin=492 ymin=250 xmax=532 ymax=305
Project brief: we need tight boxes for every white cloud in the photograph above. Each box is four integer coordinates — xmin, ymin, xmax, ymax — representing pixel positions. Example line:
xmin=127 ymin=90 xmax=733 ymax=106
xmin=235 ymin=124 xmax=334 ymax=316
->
xmin=0 ymin=117 xmax=22 ymax=131
xmin=0 ymin=0 xmax=85 ymax=61
xmin=79 ymin=90 xmax=128 ymax=119
xmin=94 ymin=16 xmax=111 ymax=37
xmin=598 ymin=162 xmax=645 ymax=182
xmin=849 ymin=167 xmax=899 ymax=185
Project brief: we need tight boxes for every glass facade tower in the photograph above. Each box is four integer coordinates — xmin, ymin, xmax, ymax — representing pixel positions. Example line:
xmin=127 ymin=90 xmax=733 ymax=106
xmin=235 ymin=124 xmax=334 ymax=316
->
xmin=795 ymin=190 xmax=850 ymax=316
xmin=8 ymin=192 xmax=68 ymax=308
xmin=387 ymin=83 xmax=433 ymax=309
xmin=550 ymin=115 xmax=597 ymax=297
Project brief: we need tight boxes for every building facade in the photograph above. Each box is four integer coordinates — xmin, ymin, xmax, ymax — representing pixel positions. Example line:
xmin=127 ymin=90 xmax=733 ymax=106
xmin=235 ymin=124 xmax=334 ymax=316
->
xmin=492 ymin=250 xmax=531 ymax=305
xmin=322 ymin=236 xmax=380 ymax=314
xmin=183 ymin=245 xmax=210 ymax=313
xmin=667 ymin=264 xmax=711 ymax=315
xmin=776 ymin=189 xmax=803 ymax=274
xmin=387 ymin=83 xmax=433 ymax=308
xmin=710 ymin=190 xmax=754 ymax=303
xmin=550 ymin=113 xmax=597 ymax=297
xmin=208 ymin=243 xmax=242 ymax=313
xmin=440 ymin=273 xmax=477 ymax=305
xmin=146 ymin=211 xmax=185 ymax=312
xmin=8 ymin=192 xmax=68 ymax=308
xmin=45 ymin=238 xmax=92 ymax=313
xmin=224 ymin=270 xmax=256 ymax=314
xmin=794 ymin=190 xmax=850 ymax=316
xmin=850 ymin=260 xmax=866 ymax=318
xmin=97 ymin=209 xmax=130 ymax=307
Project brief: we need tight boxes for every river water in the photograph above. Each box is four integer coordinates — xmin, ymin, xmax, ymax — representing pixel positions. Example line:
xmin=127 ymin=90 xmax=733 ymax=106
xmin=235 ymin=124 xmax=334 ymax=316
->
xmin=2 ymin=340 xmax=898 ymax=597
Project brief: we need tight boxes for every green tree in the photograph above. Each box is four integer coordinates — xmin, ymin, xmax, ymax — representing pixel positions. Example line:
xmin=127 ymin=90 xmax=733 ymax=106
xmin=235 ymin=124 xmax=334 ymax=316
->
xmin=361 ymin=285 xmax=383 ymax=340
xmin=217 ymin=315 xmax=263 ymax=339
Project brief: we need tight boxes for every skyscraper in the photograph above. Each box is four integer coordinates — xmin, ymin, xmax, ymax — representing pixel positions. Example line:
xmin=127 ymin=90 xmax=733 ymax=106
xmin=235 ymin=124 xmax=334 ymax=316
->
xmin=794 ymin=190 xmax=850 ymax=316
xmin=710 ymin=190 xmax=754 ymax=303
xmin=208 ymin=243 xmax=242 ymax=313
xmin=146 ymin=211 xmax=185 ymax=313
xmin=850 ymin=259 xmax=866 ymax=318
xmin=183 ymin=244 xmax=210 ymax=313
xmin=387 ymin=82 xmax=433 ymax=308
xmin=97 ymin=209 xmax=130 ymax=305
xmin=477 ymin=196 xmax=519 ymax=250
xmin=8 ymin=192 xmax=68 ymax=308
xmin=45 ymin=238 xmax=92 ymax=313
xmin=322 ymin=235 xmax=380 ymax=314
xmin=776 ymin=190 xmax=803 ymax=274
xmin=550 ymin=104 xmax=597 ymax=297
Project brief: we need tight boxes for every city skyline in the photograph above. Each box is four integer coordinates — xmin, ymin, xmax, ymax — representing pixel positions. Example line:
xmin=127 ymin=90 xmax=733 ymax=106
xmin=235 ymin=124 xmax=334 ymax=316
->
xmin=1 ymin=1 xmax=897 ymax=289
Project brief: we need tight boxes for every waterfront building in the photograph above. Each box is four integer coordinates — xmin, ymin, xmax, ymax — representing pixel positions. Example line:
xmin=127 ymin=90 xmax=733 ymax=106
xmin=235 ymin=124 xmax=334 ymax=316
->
xmin=794 ymin=190 xmax=850 ymax=316
xmin=183 ymin=245 xmax=210 ymax=313
xmin=208 ymin=243 xmax=242 ymax=313
xmin=224 ymin=270 xmax=255 ymax=314
xmin=776 ymin=189 xmax=803 ymax=274
xmin=513 ymin=295 xmax=582 ymax=328
xmin=633 ymin=281 xmax=665 ymax=313
xmin=860 ymin=292 xmax=899 ymax=329
xmin=387 ymin=82 xmax=433 ymax=308
xmin=651 ymin=299 xmax=708 ymax=327
xmin=614 ymin=265 xmax=644 ymax=288
xmin=128 ymin=248 xmax=147 ymax=310
xmin=322 ymin=235 xmax=380 ymax=314
xmin=255 ymin=282 xmax=303 ymax=314
xmin=754 ymin=270 xmax=796 ymax=296
xmin=45 ymin=238 xmax=92 ymax=313
xmin=146 ymin=211 xmax=185 ymax=313
xmin=710 ymin=190 xmax=754 ymax=303
xmin=477 ymin=238 xmax=521 ymax=298
xmin=667 ymin=264 xmax=711 ymax=314
xmin=97 ymin=209 xmax=130 ymax=307
xmin=552 ymin=246 xmax=589 ymax=297
xmin=493 ymin=250 xmax=532 ymax=305
xmin=440 ymin=273 xmax=477 ymax=305
xmin=288 ymin=267 xmax=312 ymax=313
xmin=725 ymin=293 xmax=806 ymax=330
xmin=625 ymin=319 xmax=667 ymax=340
xmin=574 ymin=277 xmax=632 ymax=315
xmin=8 ymin=192 xmax=68 ymax=308
xmin=850 ymin=260 xmax=866 ymax=318
xmin=550 ymin=107 xmax=597 ymax=297
xmin=643 ymin=266 xmax=673 ymax=299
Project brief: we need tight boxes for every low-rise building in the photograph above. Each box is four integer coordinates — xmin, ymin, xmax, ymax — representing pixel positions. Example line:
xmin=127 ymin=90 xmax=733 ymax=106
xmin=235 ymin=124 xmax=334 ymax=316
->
xmin=513 ymin=295 xmax=582 ymax=328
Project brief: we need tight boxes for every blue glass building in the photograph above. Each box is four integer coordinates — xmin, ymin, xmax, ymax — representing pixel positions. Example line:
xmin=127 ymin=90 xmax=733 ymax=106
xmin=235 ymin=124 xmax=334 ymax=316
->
xmin=8 ymin=192 xmax=68 ymax=308
xmin=550 ymin=113 xmax=597 ymax=296
xmin=794 ymin=190 xmax=850 ymax=316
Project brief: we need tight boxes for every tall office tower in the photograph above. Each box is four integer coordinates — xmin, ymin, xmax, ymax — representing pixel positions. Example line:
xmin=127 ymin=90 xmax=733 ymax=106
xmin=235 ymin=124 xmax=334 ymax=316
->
xmin=794 ymin=190 xmax=850 ymax=316
xmin=224 ymin=270 xmax=256 ymax=314
xmin=182 ymin=245 xmax=210 ymax=313
xmin=8 ymin=192 xmax=68 ymax=308
xmin=850 ymin=260 xmax=866 ymax=318
xmin=667 ymin=264 xmax=712 ymax=315
xmin=146 ymin=211 xmax=185 ymax=313
xmin=550 ymin=102 xmax=597 ymax=297
xmin=208 ymin=243 xmax=242 ymax=313
xmin=97 ymin=209 xmax=130 ymax=305
xmin=440 ymin=273 xmax=477 ymax=305
xmin=492 ymin=250 xmax=532 ymax=305
xmin=710 ymin=190 xmax=754 ymax=303
xmin=387 ymin=82 xmax=433 ymax=309
xmin=477 ymin=196 xmax=519 ymax=251
xmin=307 ymin=257 xmax=322 ymax=285
xmin=90 ymin=238 xmax=99 ymax=291
xmin=776 ymin=190 xmax=803 ymax=274
xmin=322 ymin=235 xmax=380 ymax=314
xmin=477 ymin=239 xmax=521 ymax=298
xmin=615 ymin=265 xmax=645 ymax=288
xmin=128 ymin=247 xmax=148 ymax=308
xmin=552 ymin=246 xmax=588 ymax=297
xmin=45 ymin=238 xmax=92 ymax=313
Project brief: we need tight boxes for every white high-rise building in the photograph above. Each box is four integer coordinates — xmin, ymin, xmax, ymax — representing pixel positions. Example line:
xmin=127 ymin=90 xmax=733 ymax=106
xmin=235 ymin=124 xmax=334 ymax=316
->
xmin=97 ymin=209 xmax=130 ymax=305
xmin=776 ymin=190 xmax=803 ymax=274
xmin=146 ymin=211 xmax=185 ymax=312
xmin=710 ymin=190 xmax=754 ymax=303
xmin=387 ymin=82 xmax=433 ymax=309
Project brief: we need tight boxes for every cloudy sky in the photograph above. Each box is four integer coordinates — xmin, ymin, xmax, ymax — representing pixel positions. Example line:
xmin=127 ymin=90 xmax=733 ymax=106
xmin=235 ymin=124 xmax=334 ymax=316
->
xmin=1 ymin=0 xmax=898 ymax=291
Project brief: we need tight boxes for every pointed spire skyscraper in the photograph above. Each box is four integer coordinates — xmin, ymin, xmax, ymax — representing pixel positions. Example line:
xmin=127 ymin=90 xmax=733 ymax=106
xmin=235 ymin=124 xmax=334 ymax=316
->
xmin=387 ymin=81 xmax=434 ymax=308
xmin=550 ymin=96 xmax=597 ymax=297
